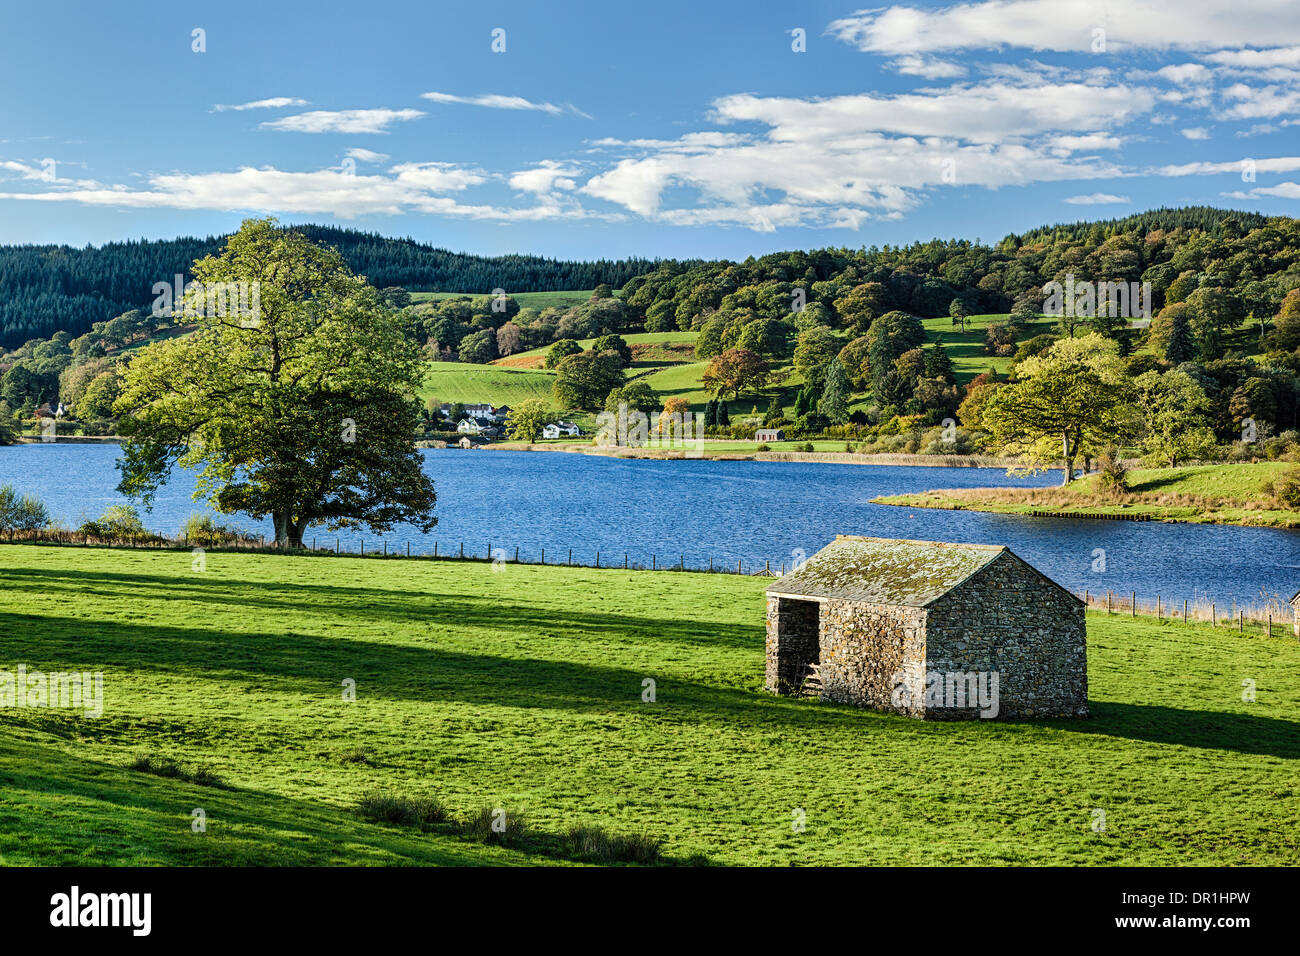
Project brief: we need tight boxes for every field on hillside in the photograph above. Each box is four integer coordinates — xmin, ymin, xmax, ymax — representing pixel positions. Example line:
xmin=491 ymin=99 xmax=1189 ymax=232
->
xmin=920 ymin=313 xmax=1057 ymax=383
xmin=2 ymin=545 xmax=1297 ymax=866
xmin=412 ymin=290 xmax=600 ymax=310
xmin=420 ymin=362 xmax=557 ymax=408
xmin=877 ymin=461 xmax=1300 ymax=528
xmin=425 ymin=307 xmax=1055 ymax=419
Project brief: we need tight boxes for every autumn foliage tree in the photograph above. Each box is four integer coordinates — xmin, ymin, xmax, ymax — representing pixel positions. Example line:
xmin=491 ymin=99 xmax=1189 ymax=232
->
xmin=702 ymin=348 xmax=770 ymax=401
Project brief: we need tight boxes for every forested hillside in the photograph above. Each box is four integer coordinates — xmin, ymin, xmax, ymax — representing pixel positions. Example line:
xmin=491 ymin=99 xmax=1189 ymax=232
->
xmin=0 ymin=226 xmax=659 ymax=347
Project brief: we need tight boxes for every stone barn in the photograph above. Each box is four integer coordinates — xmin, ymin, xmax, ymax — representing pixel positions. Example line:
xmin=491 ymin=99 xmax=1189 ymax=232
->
xmin=766 ymin=536 xmax=1087 ymax=719
xmin=1291 ymin=589 xmax=1300 ymax=637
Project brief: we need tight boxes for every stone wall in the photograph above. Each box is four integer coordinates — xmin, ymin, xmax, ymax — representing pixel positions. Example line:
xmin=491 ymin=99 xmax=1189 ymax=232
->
xmin=817 ymin=600 xmax=927 ymax=715
xmin=924 ymin=551 xmax=1088 ymax=719
xmin=765 ymin=596 xmax=821 ymax=694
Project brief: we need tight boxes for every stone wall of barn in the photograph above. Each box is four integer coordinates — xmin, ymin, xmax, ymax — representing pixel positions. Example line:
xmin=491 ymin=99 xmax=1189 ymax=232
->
xmin=924 ymin=551 xmax=1088 ymax=719
xmin=816 ymin=600 xmax=927 ymax=715
xmin=765 ymin=596 xmax=821 ymax=694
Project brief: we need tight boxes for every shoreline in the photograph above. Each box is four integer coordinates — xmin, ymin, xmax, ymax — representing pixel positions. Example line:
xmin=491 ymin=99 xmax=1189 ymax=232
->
xmin=874 ymin=488 xmax=1300 ymax=530
xmin=481 ymin=441 xmax=1027 ymax=468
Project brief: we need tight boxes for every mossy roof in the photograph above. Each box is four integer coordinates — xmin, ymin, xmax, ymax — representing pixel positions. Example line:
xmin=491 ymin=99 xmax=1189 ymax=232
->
xmin=766 ymin=535 xmax=1008 ymax=608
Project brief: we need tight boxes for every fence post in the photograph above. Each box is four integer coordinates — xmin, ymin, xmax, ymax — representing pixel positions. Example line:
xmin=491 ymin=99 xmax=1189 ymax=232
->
xmin=487 ymin=543 xmax=491 ymax=560
xmin=680 ymin=554 xmax=684 ymax=570
xmin=597 ymin=551 xmax=600 ymax=568
xmin=1239 ymin=611 xmax=1243 ymax=633
xmin=434 ymin=541 xmax=439 ymax=557
xmin=1184 ymin=599 xmax=1188 ymax=621
xmin=1131 ymin=591 xmax=1135 ymax=617
xmin=737 ymin=559 xmax=742 ymax=574
xmin=624 ymin=554 xmax=628 ymax=569
xmin=540 ymin=548 xmax=544 ymax=564
xmin=515 ymin=546 xmax=519 ymax=562
xmin=1107 ymin=591 xmax=1111 ymax=614
xmin=653 ymin=554 xmax=656 ymax=571
xmin=407 ymin=542 xmax=410 ymax=557
xmin=360 ymin=539 xmax=364 ymax=556
xmin=1211 ymin=603 xmax=1216 ymax=626
xmin=336 ymin=538 xmax=339 ymax=553
xmin=568 ymin=549 xmax=572 ymax=566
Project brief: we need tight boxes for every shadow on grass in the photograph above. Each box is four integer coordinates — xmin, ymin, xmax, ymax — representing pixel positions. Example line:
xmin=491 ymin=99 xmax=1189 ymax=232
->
xmin=6 ymin=568 xmax=1300 ymax=759
xmin=0 ymin=735 xmax=540 ymax=866
xmin=0 ymin=566 xmax=761 ymax=650
xmin=1064 ymin=701 xmax=1300 ymax=760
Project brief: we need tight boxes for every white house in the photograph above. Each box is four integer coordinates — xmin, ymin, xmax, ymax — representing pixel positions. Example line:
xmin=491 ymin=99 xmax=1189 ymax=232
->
xmin=543 ymin=421 xmax=581 ymax=439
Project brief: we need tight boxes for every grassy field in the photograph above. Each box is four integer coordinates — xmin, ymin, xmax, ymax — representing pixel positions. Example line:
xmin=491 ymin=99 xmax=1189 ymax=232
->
xmin=2 ymin=545 xmax=1298 ymax=866
xmin=420 ymin=362 xmax=558 ymax=409
xmin=920 ymin=312 xmax=1058 ymax=383
xmin=428 ymin=308 xmax=1055 ymax=420
xmin=411 ymin=290 xmax=601 ymax=311
xmin=875 ymin=462 xmax=1300 ymax=528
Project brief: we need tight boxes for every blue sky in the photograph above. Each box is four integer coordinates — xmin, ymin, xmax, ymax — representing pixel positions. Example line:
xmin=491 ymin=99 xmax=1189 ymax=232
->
xmin=2 ymin=0 xmax=1300 ymax=260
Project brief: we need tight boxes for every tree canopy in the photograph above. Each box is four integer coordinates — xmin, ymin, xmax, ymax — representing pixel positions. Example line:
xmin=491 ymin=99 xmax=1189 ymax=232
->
xmin=114 ymin=218 xmax=436 ymax=547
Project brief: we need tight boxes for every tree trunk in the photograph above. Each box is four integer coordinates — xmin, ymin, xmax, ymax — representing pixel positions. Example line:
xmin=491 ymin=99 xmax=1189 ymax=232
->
xmin=288 ymin=518 xmax=309 ymax=549
xmin=272 ymin=511 xmax=289 ymax=547
xmin=1061 ymin=433 xmax=1075 ymax=486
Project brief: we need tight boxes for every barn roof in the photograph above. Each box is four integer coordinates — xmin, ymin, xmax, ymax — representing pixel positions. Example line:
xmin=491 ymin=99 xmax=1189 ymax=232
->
xmin=766 ymin=535 xmax=1028 ymax=608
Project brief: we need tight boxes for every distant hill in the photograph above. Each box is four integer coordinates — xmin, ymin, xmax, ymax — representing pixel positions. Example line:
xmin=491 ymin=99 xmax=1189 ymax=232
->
xmin=0 ymin=225 xmax=659 ymax=348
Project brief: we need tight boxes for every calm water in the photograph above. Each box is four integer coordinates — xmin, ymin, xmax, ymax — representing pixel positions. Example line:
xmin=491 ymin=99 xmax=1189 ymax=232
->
xmin=1 ymin=443 xmax=1298 ymax=608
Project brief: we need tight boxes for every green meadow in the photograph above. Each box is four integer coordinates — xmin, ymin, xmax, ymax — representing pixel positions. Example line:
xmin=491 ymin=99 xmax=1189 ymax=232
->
xmin=411 ymin=290 xmax=601 ymax=311
xmin=878 ymin=462 xmax=1300 ymax=528
xmin=1 ymin=545 xmax=1297 ymax=866
xmin=420 ymin=361 xmax=558 ymax=409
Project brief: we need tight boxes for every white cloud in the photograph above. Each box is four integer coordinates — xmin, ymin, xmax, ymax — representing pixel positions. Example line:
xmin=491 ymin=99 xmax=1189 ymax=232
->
xmin=1219 ymin=83 xmax=1300 ymax=119
xmin=576 ymin=78 xmax=1156 ymax=229
xmin=420 ymin=92 xmax=589 ymax=118
xmin=1064 ymin=192 xmax=1130 ymax=205
xmin=509 ymin=161 xmax=580 ymax=194
xmin=1223 ymin=181 xmax=1300 ymax=199
xmin=212 ymin=97 xmax=308 ymax=112
xmin=0 ymin=164 xmax=596 ymax=221
xmin=1154 ymin=64 xmax=1212 ymax=83
xmin=587 ymin=132 xmax=752 ymax=152
xmin=1181 ymin=127 xmax=1211 ymax=139
xmin=260 ymin=109 xmax=424 ymax=134
xmin=1154 ymin=156 xmax=1300 ymax=176
xmin=1206 ymin=46 xmax=1300 ymax=67
xmin=827 ymin=1 xmax=1300 ymax=55
xmin=344 ymin=148 xmax=389 ymax=164
xmin=889 ymin=55 xmax=967 ymax=79
xmin=708 ymin=83 xmax=1154 ymax=145
xmin=1050 ymin=133 xmax=1122 ymax=153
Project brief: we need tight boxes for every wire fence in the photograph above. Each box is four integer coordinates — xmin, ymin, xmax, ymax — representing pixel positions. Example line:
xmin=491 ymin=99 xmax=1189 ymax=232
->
xmin=1077 ymin=588 xmax=1294 ymax=639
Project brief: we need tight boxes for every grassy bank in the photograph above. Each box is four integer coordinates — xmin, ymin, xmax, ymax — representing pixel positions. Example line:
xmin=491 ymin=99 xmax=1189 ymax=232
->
xmin=874 ymin=462 xmax=1300 ymax=529
xmin=1 ymin=545 xmax=1298 ymax=865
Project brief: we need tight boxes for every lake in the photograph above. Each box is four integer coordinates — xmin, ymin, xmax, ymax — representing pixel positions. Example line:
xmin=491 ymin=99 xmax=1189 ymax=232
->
xmin=1 ymin=443 xmax=1298 ymax=608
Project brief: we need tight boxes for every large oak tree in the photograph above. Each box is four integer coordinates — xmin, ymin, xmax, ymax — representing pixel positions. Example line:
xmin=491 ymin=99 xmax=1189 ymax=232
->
xmin=114 ymin=218 xmax=436 ymax=547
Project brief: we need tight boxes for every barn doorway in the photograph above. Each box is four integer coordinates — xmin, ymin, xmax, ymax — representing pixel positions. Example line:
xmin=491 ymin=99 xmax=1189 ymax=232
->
xmin=771 ymin=596 xmax=821 ymax=694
